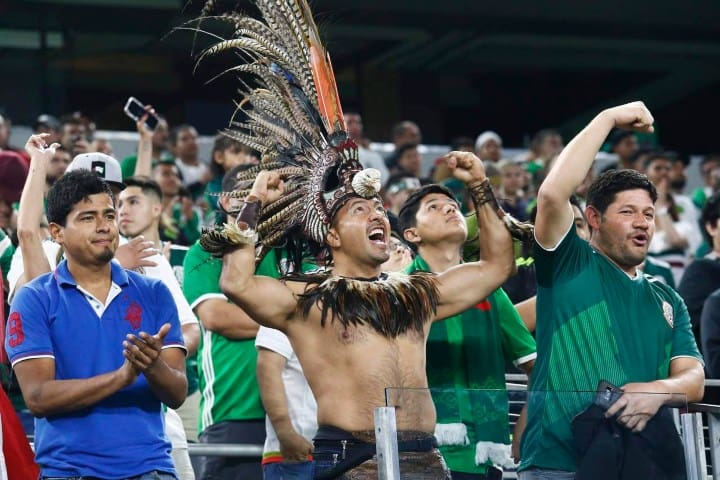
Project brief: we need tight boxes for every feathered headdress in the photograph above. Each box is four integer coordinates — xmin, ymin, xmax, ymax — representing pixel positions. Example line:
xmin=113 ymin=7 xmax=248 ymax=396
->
xmin=190 ymin=0 xmax=381 ymax=257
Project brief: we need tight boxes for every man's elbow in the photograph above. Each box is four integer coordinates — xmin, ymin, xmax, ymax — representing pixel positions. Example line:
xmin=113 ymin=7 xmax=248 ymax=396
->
xmin=24 ymin=393 xmax=51 ymax=418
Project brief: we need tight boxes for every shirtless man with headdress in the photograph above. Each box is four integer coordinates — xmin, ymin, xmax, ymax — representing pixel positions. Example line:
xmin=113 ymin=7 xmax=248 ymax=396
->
xmin=189 ymin=1 xmax=532 ymax=478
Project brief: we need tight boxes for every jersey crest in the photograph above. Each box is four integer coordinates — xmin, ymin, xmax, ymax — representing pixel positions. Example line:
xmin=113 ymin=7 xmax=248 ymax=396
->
xmin=662 ymin=301 xmax=674 ymax=328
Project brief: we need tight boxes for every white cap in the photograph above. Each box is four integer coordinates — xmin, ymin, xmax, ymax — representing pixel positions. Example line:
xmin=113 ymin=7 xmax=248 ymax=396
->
xmin=67 ymin=152 xmax=125 ymax=191
xmin=474 ymin=131 xmax=503 ymax=152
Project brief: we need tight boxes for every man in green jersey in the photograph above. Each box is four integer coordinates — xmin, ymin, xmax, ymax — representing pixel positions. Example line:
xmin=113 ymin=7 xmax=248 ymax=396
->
xmin=519 ymin=102 xmax=704 ymax=479
xmin=399 ymin=184 xmax=536 ymax=479
xmin=183 ymin=165 xmax=268 ymax=480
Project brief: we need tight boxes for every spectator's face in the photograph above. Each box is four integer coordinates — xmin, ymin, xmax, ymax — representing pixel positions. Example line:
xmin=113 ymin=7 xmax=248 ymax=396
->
xmin=501 ymin=165 xmax=524 ymax=196
xmin=61 ymin=123 xmax=87 ymax=151
xmin=344 ymin=113 xmax=363 ymax=141
xmin=670 ymin=160 xmax=687 ymax=190
xmin=0 ymin=197 xmax=10 ymax=230
xmin=587 ymin=189 xmax=655 ymax=271
xmin=327 ymin=198 xmax=390 ymax=266
xmin=573 ymin=205 xmax=589 ymax=241
xmin=215 ymin=145 xmax=258 ymax=171
xmin=0 ymin=119 xmax=10 ymax=148
xmin=153 ymin=164 xmax=181 ymax=197
xmin=405 ymin=193 xmax=466 ymax=247
xmin=51 ymin=193 xmax=119 ymax=266
xmin=613 ymin=136 xmax=638 ymax=162
xmin=93 ymin=138 xmax=113 ymax=156
xmin=539 ymin=134 xmax=564 ymax=159
xmin=379 ymin=237 xmax=414 ymax=272
xmin=398 ymin=147 xmax=421 ymax=177
xmin=395 ymin=124 xmax=421 ymax=147
xmin=118 ymin=186 xmax=160 ymax=238
xmin=173 ymin=127 xmax=198 ymax=160
xmin=46 ymin=150 xmax=72 ymax=184
xmin=153 ymin=119 xmax=169 ymax=151
xmin=645 ymin=158 xmax=672 ymax=185
xmin=702 ymin=160 xmax=720 ymax=187
xmin=478 ymin=140 xmax=501 ymax=163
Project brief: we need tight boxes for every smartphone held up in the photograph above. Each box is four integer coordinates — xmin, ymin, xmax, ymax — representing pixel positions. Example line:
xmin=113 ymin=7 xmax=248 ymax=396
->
xmin=124 ymin=97 xmax=159 ymax=131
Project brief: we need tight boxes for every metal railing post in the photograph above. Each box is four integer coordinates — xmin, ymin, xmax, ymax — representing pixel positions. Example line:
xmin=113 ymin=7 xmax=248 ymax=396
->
xmin=375 ymin=406 xmax=401 ymax=480
xmin=681 ymin=412 xmax=707 ymax=479
xmin=708 ymin=411 xmax=720 ymax=480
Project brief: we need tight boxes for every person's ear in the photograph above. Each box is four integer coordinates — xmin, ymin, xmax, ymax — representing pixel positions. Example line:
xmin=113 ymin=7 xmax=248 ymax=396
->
xmin=151 ymin=202 xmax=163 ymax=218
xmin=403 ymin=227 xmax=420 ymax=245
xmin=49 ymin=223 xmax=64 ymax=244
xmin=585 ymin=205 xmax=602 ymax=231
xmin=325 ymin=228 xmax=341 ymax=248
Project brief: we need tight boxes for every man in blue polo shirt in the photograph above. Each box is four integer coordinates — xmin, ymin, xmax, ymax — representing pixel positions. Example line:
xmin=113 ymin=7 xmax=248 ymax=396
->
xmin=5 ymin=159 xmax=187 ymax=479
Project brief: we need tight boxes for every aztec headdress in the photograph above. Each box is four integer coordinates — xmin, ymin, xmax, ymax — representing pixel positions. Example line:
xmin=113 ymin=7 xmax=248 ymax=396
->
xmin=191 ymin=0 xmax=381 ymax=255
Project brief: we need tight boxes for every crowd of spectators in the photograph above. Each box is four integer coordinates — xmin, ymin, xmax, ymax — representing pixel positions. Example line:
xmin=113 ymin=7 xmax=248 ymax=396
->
xmin=1 ymin=104 xmax=720 ymax=479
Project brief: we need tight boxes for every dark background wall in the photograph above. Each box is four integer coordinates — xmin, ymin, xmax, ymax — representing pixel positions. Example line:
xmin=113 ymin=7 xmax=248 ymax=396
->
xmin=2 ymin=0 xmax=720 ymax=151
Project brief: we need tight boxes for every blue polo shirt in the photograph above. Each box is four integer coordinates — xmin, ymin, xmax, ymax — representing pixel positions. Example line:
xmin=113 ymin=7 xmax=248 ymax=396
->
xmin=6 ymin=260 xmax=184 ymax=479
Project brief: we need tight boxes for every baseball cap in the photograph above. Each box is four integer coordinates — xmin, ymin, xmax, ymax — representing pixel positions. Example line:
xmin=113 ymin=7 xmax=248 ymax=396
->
xmin=67 ymin=152 xmax=125 ymax=191
xmin=34 ymin=114 xmax=60 ymax=131
xmin=0 ymin=151 xmax=29 ymax=203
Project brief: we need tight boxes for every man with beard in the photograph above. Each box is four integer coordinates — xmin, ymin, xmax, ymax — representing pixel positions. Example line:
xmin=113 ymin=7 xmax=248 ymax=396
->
xmin=5 ymin=166 xmax=187 ymax=479
xmin=518 ymin=102 xmax=704 ymax=479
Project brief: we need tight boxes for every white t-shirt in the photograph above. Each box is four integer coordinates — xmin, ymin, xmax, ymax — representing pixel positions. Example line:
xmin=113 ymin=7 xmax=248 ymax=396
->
xmin=255 ymin=327 xmax=317 ymax=457
xmin=175 ymin=159 xmax=208 ymax=187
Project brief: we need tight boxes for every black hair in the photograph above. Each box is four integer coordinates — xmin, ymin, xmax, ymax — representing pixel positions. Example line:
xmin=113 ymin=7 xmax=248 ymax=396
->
xmin=643 ymin=150 xmax=673 ymax=170
xmin=607 ymin=129 xmax=635 ymax=149
xmin=47 ymin=170 xmax=113 ymax=226
xmin=586 ymin=169 xmax=658 ymax=216
xmin=209 ymin=134 xmax=259 ymax=177
xmin=701 ymin=191 xmax=720 ymax=246
xmin=450 ymin=136 xmax=475 ymax=152
xmin=386 ymin=142 xmax=419 ymax=170
xmin=530 ymin=128 xmax=561 ymax=151
xmin=169 ymin=124 xmax=195 ymax=146
xmin=391 ymin=121 xmax=418 ymax=142
xmin=398 ymin=184 xmax=459 ymax=234
xmin=124 ymin=176 xmax=163 ymax=203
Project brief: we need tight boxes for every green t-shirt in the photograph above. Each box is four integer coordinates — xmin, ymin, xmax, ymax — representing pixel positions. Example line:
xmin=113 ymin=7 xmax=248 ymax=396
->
xmin=183 ymin=242 xmax=276 ymax=432
xmin=0 ymin=229 xmax=14 ymax=283
xmin=405 ymin=255 xmax=536 ymax=474
xmin=519 ymin=226 xmax=702 ymax=473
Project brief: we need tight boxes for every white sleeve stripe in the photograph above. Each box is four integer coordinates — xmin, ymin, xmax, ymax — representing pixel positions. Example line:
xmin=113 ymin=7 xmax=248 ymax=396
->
xmin=512 ymin=352 xmax=537 ymax=367
xmin=11 ymin=354 xmax=55 ymax=368
xmin=534 ymin=219 xmax=574 ymax=252
xmin=670 ymin=355 xmax=704 ymax=367
xmin=189 ymin=293 xmax=227 ymax=310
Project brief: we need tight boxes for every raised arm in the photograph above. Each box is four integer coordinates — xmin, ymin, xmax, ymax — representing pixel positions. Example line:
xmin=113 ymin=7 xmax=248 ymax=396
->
xmin=15 ymin=135 xmax=56 ymax=293
xmin=133 ymin=108 xmax=155 ymax=177
xmin=433 ymin=152 xmax=514 ymax=320
xmin=536 ymin=102 xmax=654 ymax=248
xmin=218 ymin=171 xmax=298 ymax=331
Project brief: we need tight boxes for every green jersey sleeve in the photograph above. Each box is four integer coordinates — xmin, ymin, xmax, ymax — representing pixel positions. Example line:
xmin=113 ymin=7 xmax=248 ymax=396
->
xmin=534 ymin=223 xmax=591 ymax=287
xmin=494 ymin=288 xmax=536 ymax=365
xmin=668 ymin=288 xmax=703 ymax=363
xmin=182 ymin=242 xmax=223 ymax=308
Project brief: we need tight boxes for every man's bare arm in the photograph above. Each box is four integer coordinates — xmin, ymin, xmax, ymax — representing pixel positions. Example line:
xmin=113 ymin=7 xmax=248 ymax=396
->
xmin=218 ymin=171 xmax=298 ymax=331
xmin=14 ymin=358 xmax=137 ymax=418
xmin=181 ymin=323 xmax=200 ymax=356
xmin=257 ymin=347 xmax=313 ymax=461
xmin=194 ymin=299 xmax=259 ymax=339
xmin=15 ymin=135 xmax=56 ymax=293
xmin=536 ymin=102 xmax=655 ymax=249
xmin=606 ymin=356 xmax=704 ymax=432
xmin=514 ymin=296 xmax=536 ymax=333
xmin=434 ymin=152 xmax=514 ymax=320
xmin=133 ymin=111 xmax=154 ymax=177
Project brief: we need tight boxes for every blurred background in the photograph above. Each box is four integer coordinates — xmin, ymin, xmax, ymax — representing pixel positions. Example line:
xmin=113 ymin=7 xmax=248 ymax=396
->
xmin=2 ymin=0 xmax=720 ymax=151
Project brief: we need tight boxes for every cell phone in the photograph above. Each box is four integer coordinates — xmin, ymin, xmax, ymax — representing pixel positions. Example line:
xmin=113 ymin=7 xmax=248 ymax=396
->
xmin=123 ymin=97 xmax=159 ymax=131
xmin=595 ymin=380 xmax=623 ymax=410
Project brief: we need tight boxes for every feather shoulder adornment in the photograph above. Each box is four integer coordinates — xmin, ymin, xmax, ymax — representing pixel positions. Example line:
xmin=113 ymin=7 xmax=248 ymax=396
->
xmin=296 ymin=271 xmax=440 ymax=337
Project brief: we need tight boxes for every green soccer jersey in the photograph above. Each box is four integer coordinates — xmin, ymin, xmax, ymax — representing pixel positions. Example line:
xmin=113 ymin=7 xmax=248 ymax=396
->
xmin=0 ymin=229 xmax=14 ymax=283
xmin=519 ymin=226 xmax=702 ymax=473
xmin=183 ymin=242 xmax=275 ymax=433
xmin=405 ymin=256 xmax=536 ymax=474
